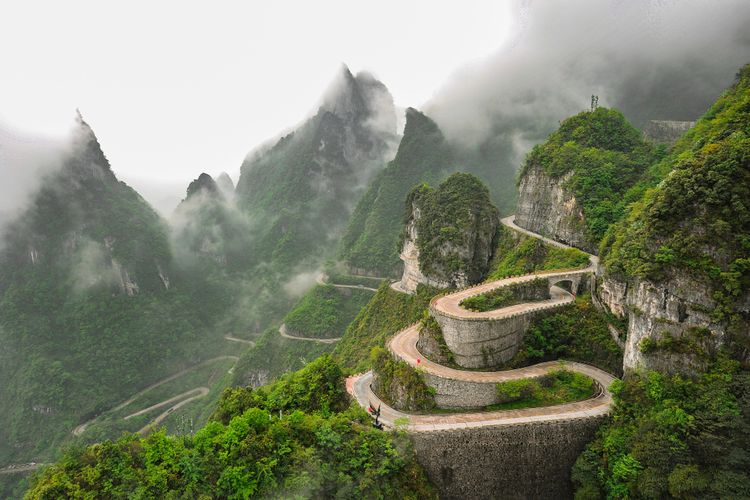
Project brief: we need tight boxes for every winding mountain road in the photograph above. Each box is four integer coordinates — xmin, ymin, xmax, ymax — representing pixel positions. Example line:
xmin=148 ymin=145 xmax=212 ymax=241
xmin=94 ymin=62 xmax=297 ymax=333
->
xmin=316 ymin=273 xmax=379 ymax=292
xmin=0 ymin=463 xmax=47 ymax=475
xmin=500 ymin=215 xmax=598 ymax=266
xmin=347 ymin=214 xmax=617 ymax=432
xmin=432 ymin=280 xmax=580 ymax=321
xmin=279 ymin=323 xmax=341 ymax=344
xmin=73 ymin=355 xmax=240 ymax=437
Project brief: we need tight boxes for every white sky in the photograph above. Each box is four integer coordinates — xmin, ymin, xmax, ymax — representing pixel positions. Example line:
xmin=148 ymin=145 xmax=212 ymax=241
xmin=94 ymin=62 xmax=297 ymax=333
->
xmin=0 ymin=0 xmax=513 ymax=187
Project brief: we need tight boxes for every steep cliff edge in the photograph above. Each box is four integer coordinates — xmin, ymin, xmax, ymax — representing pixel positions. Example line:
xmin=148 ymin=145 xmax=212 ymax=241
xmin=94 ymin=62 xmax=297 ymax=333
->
xmin=397 ymin=173 xmax=499 ymax=292
xmin=598 ymin=65 xmax=750 ymax=373
xmin=0 ymin=113 xmax=220 ymax=469
xmin=515 ymin=107 xmax=657 ymax=254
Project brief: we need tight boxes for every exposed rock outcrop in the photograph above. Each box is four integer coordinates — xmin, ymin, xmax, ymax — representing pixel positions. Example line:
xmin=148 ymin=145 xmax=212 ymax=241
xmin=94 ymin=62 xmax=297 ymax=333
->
xmin=595 ymin=273 xmax=749 ymax=374
xmin=398 ymin=202 xmax=452 ymax=292
xmin=515 ymin=163 xmax=591 ymax=252
xmin=397 ymin=173 xmax=499 ymax=293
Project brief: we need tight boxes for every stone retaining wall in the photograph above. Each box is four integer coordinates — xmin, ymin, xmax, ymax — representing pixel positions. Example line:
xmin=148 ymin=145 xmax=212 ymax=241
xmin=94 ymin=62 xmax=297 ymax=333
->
xmin=411 ymin=416 xmax=606 ymax=499
xmin=423 ymin=373 xmax=500 ymax=409
xmin=431 ymin=310 xmax=531 ymax=368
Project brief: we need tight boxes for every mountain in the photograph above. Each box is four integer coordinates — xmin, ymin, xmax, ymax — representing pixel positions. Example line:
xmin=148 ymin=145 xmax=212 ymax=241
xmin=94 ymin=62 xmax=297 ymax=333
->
xmin=171 ymin=172 xmax=251 ymax=271
xmin=235 ymin=65 xmax=399 ymax=268
xmin=339 ymin=108 xmax=453 ymax=277
xmin=515 ymin=107 xmax=659 ymax=253
xmin=0 ymin=114 xmax=221 ymax=473
xmin=573 ymin=65 xmax=750 ymax=498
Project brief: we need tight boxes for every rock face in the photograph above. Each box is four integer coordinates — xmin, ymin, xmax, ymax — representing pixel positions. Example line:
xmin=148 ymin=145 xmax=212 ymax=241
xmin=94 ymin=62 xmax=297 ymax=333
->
xmin=397 ymin=173 xmax=499 ymax=293
xmin=515 ymin=163 xmax=591 ymax=253
xmin=642 ymin=120 xmax=695 ymax=145
xmin=595 ymin=273 xmax=746 ymax=374
xmin=398 ymin=202 xmax=451 ymax=292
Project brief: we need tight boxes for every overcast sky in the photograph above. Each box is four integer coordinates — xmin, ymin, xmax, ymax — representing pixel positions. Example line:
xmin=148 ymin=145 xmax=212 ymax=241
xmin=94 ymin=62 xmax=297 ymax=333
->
xmin=0 ymin=0 xmax=512 ymax=187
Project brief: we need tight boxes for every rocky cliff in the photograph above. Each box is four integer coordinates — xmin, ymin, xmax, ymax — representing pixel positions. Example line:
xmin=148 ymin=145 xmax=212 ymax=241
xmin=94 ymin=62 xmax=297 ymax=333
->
xmin=597 ymin=66 xmax=750 ymax=373
xmin=597 ymin=273 xmax=732 ymax=373
xmin=515 ymin=108 xmax=655 ymax=254
xmin=515 ymin=164 xmax=590 ymax=252
xmin=397 ymin=173 xmax=498 ymax=292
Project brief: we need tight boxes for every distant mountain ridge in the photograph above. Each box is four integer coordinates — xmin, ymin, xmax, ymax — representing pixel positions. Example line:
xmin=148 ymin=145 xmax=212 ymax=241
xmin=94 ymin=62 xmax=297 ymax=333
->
xmin=235 ymin=65 xmax=399 ymax=267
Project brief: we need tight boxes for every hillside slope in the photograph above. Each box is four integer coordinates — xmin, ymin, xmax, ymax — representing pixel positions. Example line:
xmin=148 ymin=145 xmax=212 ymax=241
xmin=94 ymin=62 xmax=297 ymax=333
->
xmin=235 ymin=65 xmax=398 ymax=268
xmin=0 ymin=115 xmax=224 ymax=471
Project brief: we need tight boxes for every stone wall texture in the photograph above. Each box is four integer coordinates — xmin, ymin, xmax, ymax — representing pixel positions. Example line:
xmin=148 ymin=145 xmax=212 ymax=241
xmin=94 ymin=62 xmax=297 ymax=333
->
xmin=411 ymin=416 xmax=606 ymax=499
xmin=642 ymin=120 xmax=695 ymax=145
xmin=431 ymin=310 xmax=531 ymax=368
xmin=423 ymin=373 xmax=500 ymax=409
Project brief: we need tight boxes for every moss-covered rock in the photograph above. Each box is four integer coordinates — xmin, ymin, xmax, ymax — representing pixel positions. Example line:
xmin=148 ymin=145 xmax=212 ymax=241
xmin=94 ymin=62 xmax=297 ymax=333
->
xmin=398 ymin=173 xmax=499 ymax=291
xmin=370 ymin=347 xmax=436 ymax=412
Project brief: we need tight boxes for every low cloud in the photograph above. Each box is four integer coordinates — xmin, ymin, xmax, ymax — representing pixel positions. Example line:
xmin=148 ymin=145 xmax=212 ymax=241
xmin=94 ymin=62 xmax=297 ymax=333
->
xmin=426 ymin=0 xmax=750 ymax=158
xmin=282 ymin=269 xmax=320 ymax=298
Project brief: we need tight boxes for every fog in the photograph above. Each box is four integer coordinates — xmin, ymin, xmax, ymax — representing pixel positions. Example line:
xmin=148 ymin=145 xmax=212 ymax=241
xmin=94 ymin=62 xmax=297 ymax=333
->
xmin=0 ymin=121 xmax=66 ymax=230
xmin=427 ymin=0 xmax=750 ymax=155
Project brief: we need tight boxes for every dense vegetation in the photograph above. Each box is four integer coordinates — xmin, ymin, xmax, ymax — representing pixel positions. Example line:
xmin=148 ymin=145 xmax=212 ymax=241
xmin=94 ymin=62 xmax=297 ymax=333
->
xmin=521 ymin=107 xmax=659 ymax=246
xmin=283 ymin=285 xmax=373 ymax=338
xmin=494 ymin=369 xmax=595 ymax=410
xmin=333 ymin=283 xmax=438 ymax=372
xmin=601 ymin=65 xmax=750 ymax=336
xmin=487 ymin=226 xmax=590 ymax=280
xmin=26 ymin=356 xmax=436 ymax=499
xmin=371 ymin=348 xmax=437 ymax=411
xmin=231 ymin=326 xmax=334 ymax=388
xmin=505 ymin=296 xmax=624 ymax=376
xmin=0 ymin=119 xmax=231 ymax=476
xmin=235 ymin=67 xmax=396 ymax=269
xmin=573 ymin=357 xmax=750 ymax=499
xmin=571 ymin=66 xmax=750 ymax=499
xmin=405 ymin=173 xmax=499 ymax=284
xmin=460 ymin=278 xmax=549 ymax=312
xmin=340 ymin=108 xmax=453 ymax=276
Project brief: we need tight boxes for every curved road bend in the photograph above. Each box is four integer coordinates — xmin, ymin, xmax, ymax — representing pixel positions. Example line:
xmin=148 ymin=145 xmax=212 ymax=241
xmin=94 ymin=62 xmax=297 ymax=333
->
xmin=433 ymin=282 xmax=577 ymax=321
xmin=279 ymin=323 xmax=340 ymax=344
xmin=347 ymin=369 xmax=613 ymax=432
xmin=387 ymin=323 xmax=614 ymax=385
xmin=73 ymin=355 xmax=239 ymax=436
xmin=124 ymin=387 xmax=209 ymax=420
xmin=500 ymin=215 xmax=598 ymax=267
xmin=137 ymin=387 xmax=211 ymax=436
